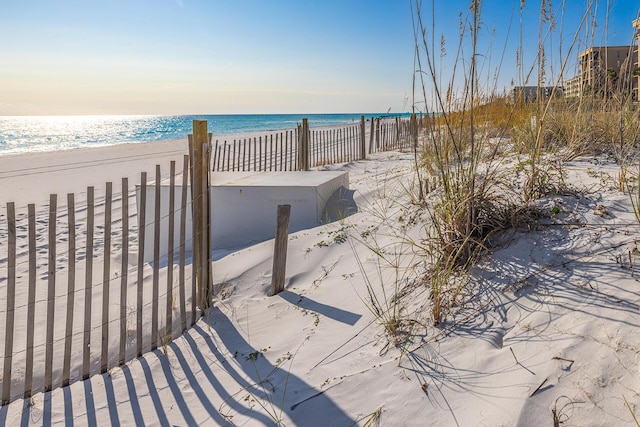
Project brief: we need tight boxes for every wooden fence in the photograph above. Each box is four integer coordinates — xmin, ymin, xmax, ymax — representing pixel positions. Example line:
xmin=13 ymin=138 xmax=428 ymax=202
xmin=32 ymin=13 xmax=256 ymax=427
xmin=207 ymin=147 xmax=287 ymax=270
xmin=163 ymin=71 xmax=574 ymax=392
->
xmin=211 ymin=116 xmax=414 ymax=172
xmin=0 ymin=158 xmax=210 ymax=405
xmin=0 ymin=116 xmax=417 ymax=405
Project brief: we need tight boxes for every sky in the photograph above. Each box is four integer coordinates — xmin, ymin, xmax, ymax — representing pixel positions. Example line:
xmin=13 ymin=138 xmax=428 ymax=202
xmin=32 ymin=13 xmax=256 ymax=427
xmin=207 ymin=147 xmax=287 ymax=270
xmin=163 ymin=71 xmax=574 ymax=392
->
xmin=0 ymin=0 xmax=638 ymax=116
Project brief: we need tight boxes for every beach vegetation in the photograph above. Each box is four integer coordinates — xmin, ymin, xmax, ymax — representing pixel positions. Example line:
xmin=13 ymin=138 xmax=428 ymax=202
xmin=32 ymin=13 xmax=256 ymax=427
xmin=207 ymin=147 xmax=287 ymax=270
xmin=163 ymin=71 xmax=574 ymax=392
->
xmin=350 ymin=230 xmax=426 ymax=355
xmin=351 ymin=406 xmax=383 ymax=427
xmin=404 ymin=0 xmax=640 ymax=326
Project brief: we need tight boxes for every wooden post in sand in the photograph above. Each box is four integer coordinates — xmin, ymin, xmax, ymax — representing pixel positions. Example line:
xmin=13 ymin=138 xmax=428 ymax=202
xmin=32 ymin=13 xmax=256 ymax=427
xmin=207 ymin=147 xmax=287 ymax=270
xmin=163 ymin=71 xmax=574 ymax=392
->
xmin=271 ymin=205 xmax=291 ymax=296
xmin=298 ymin=118 xmax=310 ymax=171
xmin=2 ymin=202 xmax=16 ymax=404
xmin=190 ymin=120 xmax=212 ymax=313
xmin=166 ymin=160 xmax=176 ymax=341
xmin=179 ymin=155 xmax=189 ymax=333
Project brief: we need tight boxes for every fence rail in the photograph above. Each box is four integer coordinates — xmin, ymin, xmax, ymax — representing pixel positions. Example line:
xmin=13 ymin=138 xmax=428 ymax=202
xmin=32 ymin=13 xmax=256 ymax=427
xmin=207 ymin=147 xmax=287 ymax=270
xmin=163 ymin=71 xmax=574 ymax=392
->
xmin=0 ymin=116 xmax=418 ymax=405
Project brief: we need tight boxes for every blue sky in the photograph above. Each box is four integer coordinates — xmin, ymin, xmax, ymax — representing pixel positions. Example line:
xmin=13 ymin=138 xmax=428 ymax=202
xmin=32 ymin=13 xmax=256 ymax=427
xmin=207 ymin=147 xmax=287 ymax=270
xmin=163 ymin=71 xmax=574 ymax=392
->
xmin=0 ymin=0 xmax=637 ymax=115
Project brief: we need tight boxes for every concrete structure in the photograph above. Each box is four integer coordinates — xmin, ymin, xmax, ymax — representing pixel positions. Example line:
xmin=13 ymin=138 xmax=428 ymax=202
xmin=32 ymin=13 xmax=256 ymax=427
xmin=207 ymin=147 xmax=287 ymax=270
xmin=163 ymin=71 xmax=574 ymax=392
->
xmin=137 ymin=171 xmax=350 ymax=262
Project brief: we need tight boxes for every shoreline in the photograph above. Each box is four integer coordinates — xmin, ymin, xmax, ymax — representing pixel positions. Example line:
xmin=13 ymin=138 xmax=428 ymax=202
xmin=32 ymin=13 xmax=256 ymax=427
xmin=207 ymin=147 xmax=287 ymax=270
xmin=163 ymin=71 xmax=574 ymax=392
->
xmin=0 ymin=138 xmax=190 ymax=207
xmin=0 ymin=118 xmax=401 ymax=206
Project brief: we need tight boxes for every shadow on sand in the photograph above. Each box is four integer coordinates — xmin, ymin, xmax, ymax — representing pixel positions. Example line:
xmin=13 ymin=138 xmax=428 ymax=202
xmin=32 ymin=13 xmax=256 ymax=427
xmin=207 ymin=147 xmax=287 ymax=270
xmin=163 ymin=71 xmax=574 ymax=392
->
xmin=10 ymin=307 xmax=355 ymax=426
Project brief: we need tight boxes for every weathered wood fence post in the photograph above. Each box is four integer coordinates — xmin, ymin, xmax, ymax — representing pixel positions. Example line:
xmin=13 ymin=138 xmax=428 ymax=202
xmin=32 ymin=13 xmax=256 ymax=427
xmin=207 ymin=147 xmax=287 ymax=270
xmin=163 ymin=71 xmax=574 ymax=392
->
xmin=271 ymin=204 xmax=291 ymax=296
xmin=297 ymin=118 xmax=310 ymax=171
xmin=2 ymin=202 xmax=16 ymax=404
xmin=189 ymin=120 xmax=213 ymax=313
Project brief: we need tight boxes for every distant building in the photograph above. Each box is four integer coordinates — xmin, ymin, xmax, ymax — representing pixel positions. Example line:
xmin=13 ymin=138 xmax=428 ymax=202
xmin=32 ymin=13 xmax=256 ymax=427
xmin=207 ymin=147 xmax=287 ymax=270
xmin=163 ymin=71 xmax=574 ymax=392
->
xmin=577 ymin=45 xmax=636 ymax=98
xmin=511 ymin=86 xmax=561 ymax=103
xmin=517 ymin=16 xmax=640 ymax=101
xmin=563 ymin=76 xmax=581 ymax=98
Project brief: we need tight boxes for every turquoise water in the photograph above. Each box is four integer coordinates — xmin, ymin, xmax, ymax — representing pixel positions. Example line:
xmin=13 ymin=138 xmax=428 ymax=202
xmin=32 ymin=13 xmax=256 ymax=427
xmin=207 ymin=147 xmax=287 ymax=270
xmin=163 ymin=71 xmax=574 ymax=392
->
xmin=0 ymin=113 xmax=409 ymax=155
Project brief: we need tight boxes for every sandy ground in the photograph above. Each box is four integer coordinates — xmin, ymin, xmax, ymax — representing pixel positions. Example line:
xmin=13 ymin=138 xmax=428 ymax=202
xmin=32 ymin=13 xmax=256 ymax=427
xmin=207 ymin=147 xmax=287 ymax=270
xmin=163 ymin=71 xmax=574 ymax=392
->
xmin=1 ymin=138 xmax=640 ymax=426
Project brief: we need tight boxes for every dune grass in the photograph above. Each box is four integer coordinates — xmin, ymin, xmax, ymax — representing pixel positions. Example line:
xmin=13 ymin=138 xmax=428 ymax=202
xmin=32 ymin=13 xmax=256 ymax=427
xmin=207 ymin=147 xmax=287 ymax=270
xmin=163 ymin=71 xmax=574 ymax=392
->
xmin=405 ymin=0 xmax=640 ymax=326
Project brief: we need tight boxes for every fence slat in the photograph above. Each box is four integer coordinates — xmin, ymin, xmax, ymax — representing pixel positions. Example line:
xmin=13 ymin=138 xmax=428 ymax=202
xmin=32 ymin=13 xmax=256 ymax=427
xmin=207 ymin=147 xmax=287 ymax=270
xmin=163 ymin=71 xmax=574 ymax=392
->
xmin=200 ymin=142 xmax=210 ymax=307
xmin=279 ymin=133 xmax=283 ymax=171
xmin=269 ymin=135 xmax=273 ymax=171
xmin=191 ymin=167 xmax=197 ymax=326
xmin=24 ymin=203 xmax=36 ymax=398
xmin=152 ymin=165 xmax=161 ymax=350
xmin=212 ymin=141 xmax=219 ymax=172
xmin=101 ymin=182 xmax=112 ymax=374
xmin=62 ymin=194 xmax=75 ymax=387
xmin=166 ymin=160 xmax=176 ymax=341
xmin=179 ymin=155 xmax=188 ymax=333
xmin=243 ymin=139 xmax=247 ymax=172
xmin=232 ymin=141 xmax=237 ymax=172
xmin=136 ymin=173 xmax=147 ymax=357
xmin=83 ymin=187 xmax=94 ymax=380
xmin=259 ymin=136 xmax=263 ymax=171
xmin=322 ymin=130 xmax=327 ymax=165
xmin=119 ymin=179 xmax=128 ymax=365
xmin=253 ymin=137 xmax=257 ymax=171
xmin=2 ymin=202 xmax=16 ymax=404
xmin=45 ymin=194 xmax=57 ymax=392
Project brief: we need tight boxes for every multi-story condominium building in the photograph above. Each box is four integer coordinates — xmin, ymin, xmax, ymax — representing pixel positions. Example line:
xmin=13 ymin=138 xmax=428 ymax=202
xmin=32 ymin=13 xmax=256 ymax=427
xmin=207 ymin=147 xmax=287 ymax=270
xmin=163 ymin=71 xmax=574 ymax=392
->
xmin=522 ymin=15 xmax=639 ymax=100
xmin=578 ymin=45 xmax=635 ymax=97
xmin=511 ymin=86 xmax=561 ymax=103
xmin=563 ymin=76 xmax=581 ymax=98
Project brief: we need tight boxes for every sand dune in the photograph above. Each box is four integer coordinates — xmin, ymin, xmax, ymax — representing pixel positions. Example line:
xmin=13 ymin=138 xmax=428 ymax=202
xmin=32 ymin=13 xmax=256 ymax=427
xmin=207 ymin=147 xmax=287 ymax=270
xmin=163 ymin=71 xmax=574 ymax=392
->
xmin=1 ymin=139 xmax=640 ymax=425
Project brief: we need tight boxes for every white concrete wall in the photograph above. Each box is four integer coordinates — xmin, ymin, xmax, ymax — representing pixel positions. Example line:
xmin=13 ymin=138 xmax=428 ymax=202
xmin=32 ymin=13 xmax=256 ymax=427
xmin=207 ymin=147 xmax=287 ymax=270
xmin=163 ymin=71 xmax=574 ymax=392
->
xmin=137 ymin=171 xmax=349 ymax=262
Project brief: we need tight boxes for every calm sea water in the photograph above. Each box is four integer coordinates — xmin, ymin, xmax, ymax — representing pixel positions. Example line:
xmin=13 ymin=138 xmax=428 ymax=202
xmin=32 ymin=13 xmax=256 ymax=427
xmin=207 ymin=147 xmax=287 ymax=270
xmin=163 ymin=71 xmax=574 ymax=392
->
xmin=0 ymin=113 xmax=407 ymax=155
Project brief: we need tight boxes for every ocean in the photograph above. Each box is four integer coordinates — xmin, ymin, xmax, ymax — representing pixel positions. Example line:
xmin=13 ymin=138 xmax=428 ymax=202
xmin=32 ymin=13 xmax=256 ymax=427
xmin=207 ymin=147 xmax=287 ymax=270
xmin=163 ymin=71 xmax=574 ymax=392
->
xmin=0 ymin=113 xmax=408 ymax=155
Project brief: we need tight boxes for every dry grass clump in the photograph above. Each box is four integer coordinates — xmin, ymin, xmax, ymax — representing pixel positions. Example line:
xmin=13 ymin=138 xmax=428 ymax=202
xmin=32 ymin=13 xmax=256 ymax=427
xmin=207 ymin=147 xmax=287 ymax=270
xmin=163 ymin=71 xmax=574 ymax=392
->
xmin=408 ymin=0 xmax=592 ymax=325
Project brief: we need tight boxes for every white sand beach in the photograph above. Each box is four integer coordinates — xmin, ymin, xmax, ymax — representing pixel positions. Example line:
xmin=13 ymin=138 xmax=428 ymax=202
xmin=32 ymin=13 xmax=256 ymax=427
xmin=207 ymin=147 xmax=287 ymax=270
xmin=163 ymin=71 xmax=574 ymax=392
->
xmin=1 ymin=138 xmax=640 ymax=426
